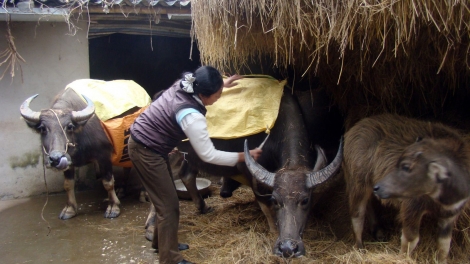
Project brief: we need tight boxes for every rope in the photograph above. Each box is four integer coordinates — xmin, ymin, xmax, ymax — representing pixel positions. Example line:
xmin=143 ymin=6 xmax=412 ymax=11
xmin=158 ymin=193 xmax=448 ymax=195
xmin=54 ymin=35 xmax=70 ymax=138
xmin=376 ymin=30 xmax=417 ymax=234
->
xmin=42 ymin=109 xmax=76 ymax=156
xmin=41 ymin=151 xmax=51 ymax=236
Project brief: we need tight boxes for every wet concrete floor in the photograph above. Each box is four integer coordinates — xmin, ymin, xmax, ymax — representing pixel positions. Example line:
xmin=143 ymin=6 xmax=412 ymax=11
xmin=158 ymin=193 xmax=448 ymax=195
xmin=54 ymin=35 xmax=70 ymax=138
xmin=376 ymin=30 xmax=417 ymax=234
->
xmin=0 ymin=190 xmax=158 ymax=264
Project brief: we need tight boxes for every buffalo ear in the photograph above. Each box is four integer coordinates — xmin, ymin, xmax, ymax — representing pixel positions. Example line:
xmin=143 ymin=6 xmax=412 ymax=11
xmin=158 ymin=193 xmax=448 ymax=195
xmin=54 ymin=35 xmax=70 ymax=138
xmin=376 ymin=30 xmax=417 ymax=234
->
xmin=428 ymin=162 xmax=450 ymax=183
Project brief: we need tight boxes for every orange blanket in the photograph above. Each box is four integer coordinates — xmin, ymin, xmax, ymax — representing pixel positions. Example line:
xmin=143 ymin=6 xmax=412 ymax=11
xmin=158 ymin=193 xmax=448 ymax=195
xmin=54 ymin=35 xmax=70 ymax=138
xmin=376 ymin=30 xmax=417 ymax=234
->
xmin=100 ymin=107 xmax=148 ymax=167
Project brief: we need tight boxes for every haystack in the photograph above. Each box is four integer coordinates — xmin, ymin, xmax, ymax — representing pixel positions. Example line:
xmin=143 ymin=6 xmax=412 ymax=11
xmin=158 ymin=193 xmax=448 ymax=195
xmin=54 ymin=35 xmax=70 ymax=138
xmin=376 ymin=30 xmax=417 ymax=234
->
xmin=191 ymin=0 xmax=470 ymax=128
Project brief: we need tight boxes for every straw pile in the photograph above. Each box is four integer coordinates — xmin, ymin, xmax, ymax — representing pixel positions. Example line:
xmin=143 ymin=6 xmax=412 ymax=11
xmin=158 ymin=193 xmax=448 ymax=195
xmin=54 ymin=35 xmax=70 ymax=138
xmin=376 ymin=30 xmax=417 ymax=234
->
xmin=177 ymin=175 xmax=470 ymax=264
xmin=191 ymin=1 xmax=470 ymax=127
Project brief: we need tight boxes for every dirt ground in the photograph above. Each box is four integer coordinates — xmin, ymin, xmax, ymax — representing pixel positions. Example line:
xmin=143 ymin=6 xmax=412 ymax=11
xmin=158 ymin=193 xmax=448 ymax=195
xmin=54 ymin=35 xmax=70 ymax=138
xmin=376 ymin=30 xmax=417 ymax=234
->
xmin=0 ymin=188 xmax=154 ymax=264
xmin=1 ymin=176 xmax=470 ymax=264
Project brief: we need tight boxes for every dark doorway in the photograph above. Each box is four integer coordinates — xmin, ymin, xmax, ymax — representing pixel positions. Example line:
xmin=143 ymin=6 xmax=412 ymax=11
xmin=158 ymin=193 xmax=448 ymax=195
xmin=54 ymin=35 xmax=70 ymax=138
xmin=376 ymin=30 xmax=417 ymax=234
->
xmin=89 ymin=34 xmax=201 ymax=97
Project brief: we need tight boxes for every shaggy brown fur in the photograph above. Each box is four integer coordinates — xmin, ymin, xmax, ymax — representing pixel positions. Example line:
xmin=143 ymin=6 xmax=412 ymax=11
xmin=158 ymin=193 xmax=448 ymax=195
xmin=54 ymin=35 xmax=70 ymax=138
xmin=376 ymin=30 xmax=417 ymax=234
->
xmin=343 ymin=113 xmax=470 ymax=264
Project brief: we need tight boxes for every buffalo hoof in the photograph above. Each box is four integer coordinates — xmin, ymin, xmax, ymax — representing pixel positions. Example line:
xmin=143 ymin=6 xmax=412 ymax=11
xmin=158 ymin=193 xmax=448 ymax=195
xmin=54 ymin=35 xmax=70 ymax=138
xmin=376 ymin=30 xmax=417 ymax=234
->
xmin=220 ymin=177 xmax=241 ymax=198
xmin=59 ymin=205 xmax=77 ymax=220
xmin=354 ymin=241 xmax=364 ymax=249
xmin=200 ymin=206 xmax=214 ymax=214
xmin=145 ymin=225 xmax=154 ymax=241
xmin=219 ymin=190 xmax=233 ymax=198
xmin=104 ymin=204 xmax=120 ymax=218
xmin=373 ymin=228 xmax=386 ymax=242
xmin=139 ymin=191 xmax=149 ymax=203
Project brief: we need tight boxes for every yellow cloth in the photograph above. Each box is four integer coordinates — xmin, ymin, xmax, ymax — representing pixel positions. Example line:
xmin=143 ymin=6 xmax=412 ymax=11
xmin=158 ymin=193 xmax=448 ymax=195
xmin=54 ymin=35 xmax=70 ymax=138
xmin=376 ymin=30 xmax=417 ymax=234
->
xmin=206 ymin=75 xmax=286 ymax=139
xmin=66 ymin=79 xmax=152 ymax=121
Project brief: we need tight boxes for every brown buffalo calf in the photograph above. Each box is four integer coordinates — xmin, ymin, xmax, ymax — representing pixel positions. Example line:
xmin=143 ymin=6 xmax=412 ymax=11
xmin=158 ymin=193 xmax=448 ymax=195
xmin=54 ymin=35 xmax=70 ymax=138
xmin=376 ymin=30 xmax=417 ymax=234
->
xmin=343 ymin=114 xmax=470 ymax=263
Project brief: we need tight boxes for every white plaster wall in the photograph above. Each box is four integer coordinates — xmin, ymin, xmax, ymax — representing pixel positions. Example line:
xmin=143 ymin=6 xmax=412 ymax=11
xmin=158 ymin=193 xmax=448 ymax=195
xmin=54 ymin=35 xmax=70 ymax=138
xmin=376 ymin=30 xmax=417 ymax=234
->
xmin=0 ymin=21 xmax=91 ymax=200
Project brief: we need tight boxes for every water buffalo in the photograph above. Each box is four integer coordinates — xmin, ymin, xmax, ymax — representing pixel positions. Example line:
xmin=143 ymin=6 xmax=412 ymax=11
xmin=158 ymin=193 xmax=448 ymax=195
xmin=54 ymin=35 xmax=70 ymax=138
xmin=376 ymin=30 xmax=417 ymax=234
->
xmin=343 ymin=114 xmax=470 ymax=263
xmin=145 ymin=90 xmax=343 ymax=258
xmin=20 ymin=88 xmax=123 ymax=219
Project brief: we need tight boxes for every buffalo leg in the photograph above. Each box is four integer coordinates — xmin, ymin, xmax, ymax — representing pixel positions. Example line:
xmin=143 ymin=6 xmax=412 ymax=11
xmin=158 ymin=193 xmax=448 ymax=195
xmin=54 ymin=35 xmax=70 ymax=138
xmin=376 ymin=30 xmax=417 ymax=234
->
xmin=399 ymin=203 xmax=425 ymax=258
xmin=349 ymin=189 xmax=372 ymax=249
xmin=116 ymin=167 xmax=132 ymax=199
xmin=144 ymin=203 xmax=156 ymax=241
xmin=139 ymin=187 xmax=149 ymax=203
xmin=178 ymin=161 xmax=213 ymax=214
xmin=98 ymin=159 xmax=121 ymax=218
xmin=436 ymin=215 xmax=457 ymax=264
xmin=59 ymin=169 xmax=78 ymax=220
xmin=102 ymin=175 xmax=121 ymax=218
xmin=366 ymin=197 xmax=385 ymax=242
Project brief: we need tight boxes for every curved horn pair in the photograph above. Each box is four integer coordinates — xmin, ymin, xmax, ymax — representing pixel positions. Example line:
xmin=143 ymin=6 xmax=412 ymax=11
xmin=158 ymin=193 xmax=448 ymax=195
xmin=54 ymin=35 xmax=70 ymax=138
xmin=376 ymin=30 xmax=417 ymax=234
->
xmin=243 ymin=137 xmax=344 ymax=189
xmin=20 ymin=94 xmax=95 ymax=125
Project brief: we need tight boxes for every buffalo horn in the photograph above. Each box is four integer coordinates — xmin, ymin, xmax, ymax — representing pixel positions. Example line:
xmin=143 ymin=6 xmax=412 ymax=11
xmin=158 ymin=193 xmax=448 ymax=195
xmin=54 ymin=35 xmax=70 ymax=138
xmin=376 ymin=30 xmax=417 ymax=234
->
xmin=313 ymin=145 xmax=327 ymax=171
xmin=306 ymin=137 xmax=343 ymax=188
xmin=244 ymin=139 xmax=275 ymax=187
xmin=71 ymin=94 xmax=95 ymax=123
xmin=20 ymin=94 xmax=41 ymax=125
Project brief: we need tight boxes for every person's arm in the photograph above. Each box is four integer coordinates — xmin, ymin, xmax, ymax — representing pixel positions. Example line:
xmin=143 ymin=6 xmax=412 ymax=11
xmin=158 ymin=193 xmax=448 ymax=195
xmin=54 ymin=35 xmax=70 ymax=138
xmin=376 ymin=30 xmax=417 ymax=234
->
xmin=223 ymin=74 xmax=244 ymax=88
xmin=177 ymin=110 xmax=262 ymax=166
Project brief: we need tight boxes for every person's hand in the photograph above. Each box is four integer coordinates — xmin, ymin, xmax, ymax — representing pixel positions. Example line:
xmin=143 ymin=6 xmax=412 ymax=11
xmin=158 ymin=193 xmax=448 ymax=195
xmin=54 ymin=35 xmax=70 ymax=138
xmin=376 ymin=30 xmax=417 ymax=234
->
xmin=249 ymin=148 xmax=263 ymax=161
xmin=168 ymin=148 xmax=179 ymax=156
xmin=223 ymin=74 xmax=244 ymax=88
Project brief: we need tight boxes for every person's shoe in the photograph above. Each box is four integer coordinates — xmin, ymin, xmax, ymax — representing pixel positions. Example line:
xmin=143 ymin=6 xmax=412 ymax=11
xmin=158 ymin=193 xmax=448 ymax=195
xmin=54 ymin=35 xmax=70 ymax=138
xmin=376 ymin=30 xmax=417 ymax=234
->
xmin=177 ymin=260 xmax=194 ymax=264
xmin=153 ymin=243 xmax=189 ymax=253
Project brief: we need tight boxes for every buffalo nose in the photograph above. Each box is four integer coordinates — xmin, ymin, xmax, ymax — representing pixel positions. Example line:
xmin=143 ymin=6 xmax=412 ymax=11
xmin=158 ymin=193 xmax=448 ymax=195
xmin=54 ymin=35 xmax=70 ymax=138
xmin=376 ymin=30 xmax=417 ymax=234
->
xmin=279 ymin=240 xmax=298 ymax=258
xmin=48 ymin=151 xmax=64 ymax=167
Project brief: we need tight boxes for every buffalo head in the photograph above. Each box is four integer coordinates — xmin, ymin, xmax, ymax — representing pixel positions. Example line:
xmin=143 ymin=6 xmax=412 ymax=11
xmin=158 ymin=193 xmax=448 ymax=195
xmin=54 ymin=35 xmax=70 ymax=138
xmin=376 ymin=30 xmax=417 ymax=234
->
xmin=244 ymin=138 xmax=343 ymax=258
xmin=20 ymin=93 xmax=95 ymax=170
xmin=374 ymin=138 xmax=470 ymax=202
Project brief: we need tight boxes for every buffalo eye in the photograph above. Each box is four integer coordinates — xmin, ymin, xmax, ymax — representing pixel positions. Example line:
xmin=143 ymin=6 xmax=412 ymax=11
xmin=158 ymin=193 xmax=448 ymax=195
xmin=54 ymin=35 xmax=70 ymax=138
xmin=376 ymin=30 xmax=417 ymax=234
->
xmin=36 ymin=124 xmax=47 ymax=134
xmin=300 ymin=197 xmax=309 ymax=206
xmin=400 ymin=163 xmax=411 ymax=172
xmin=270 ymin=196 xmax=280 ymax=208
xmin=65 ymin=123 xmax=75 ymax=132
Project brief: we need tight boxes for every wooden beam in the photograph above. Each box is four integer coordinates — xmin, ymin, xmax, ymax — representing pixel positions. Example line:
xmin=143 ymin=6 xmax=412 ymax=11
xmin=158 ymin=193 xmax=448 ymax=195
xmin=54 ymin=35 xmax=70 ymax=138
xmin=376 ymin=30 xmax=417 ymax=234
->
xmin=80 ymin=5 xmax=191 ymax=15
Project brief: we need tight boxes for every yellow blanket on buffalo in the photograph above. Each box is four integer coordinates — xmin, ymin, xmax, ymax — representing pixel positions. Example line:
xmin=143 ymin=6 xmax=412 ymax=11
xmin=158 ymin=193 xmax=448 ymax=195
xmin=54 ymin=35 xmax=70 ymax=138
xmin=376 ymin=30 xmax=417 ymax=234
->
xmin=66 ymin=79 xmax=151 ymax=121
xmin=65 ymin=79 xmax=152 ymax=167
xmin=206 ymin=75 xmax=286 ymax=139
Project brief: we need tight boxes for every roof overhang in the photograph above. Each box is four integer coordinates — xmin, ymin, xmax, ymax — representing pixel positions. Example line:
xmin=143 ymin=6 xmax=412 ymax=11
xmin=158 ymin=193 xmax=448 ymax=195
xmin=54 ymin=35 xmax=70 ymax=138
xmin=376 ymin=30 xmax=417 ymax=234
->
xmin=0 ymin=0 xmax=192 ymax=37
xmin=0 ymin=8 xmax=70 ymax=22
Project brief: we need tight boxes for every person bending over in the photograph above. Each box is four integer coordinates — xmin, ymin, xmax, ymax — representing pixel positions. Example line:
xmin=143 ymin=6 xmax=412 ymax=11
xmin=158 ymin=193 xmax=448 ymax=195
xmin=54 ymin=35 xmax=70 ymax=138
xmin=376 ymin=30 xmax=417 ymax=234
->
xmin=128 ymin=66 xmax=262 ymax=264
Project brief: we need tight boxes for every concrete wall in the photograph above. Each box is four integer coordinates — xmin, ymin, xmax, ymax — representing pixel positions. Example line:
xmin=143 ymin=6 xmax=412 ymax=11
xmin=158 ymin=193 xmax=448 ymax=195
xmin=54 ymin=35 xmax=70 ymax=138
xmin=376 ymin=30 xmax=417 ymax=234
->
xmin=0 ymin=21 xmax=91 ymax=200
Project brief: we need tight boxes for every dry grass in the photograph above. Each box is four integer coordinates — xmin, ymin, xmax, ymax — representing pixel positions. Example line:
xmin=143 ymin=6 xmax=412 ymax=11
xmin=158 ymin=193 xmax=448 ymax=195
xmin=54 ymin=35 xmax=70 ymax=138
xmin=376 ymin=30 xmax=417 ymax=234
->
xmin=176 ymin=178 xmax=470 ymax=264
xmin=191 ymin=1 xmax=470 ymax=126
xmin=0 ymin=19 xmax=25 ymax=81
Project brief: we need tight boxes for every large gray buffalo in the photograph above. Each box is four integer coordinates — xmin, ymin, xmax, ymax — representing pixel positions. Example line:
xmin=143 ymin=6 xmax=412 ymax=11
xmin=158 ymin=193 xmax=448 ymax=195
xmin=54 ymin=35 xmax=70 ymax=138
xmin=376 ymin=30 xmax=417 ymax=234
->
xmin=146 ymin=89 xmax=343 ymax=258
xmin=20 ymin=88 xmax=123 ymax=220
